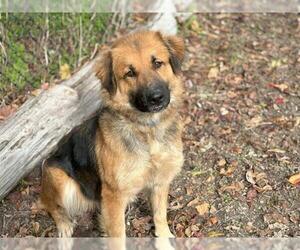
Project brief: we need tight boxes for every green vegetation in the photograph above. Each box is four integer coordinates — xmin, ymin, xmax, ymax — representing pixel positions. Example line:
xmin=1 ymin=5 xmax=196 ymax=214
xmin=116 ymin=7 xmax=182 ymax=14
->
xmin=0 ymin=13 xmax=112 ymax=95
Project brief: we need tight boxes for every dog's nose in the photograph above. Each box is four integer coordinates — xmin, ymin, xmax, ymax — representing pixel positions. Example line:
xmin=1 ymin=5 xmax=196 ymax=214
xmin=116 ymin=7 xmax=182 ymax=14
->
xmin=149 ymin=89 xmax=165 ymax=105
xmin=130 ymin=82 xmax=170 ymax=113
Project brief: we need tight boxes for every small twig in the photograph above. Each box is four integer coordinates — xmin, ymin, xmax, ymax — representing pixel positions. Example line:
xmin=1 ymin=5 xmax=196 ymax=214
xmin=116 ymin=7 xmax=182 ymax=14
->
xmin=78 ymin=14 xmax=83 ymax=67
xmin=90 ymin=43 xmax=99 ymax=60
xmin=119 ymin=0 xmax=127 ymax=28
xmin=245 ymin=122 xmax=273 ymax=130
xmin=43 ymin=12 xmax=49 ymax=67
xmin=0 ymin=41 xmax=7 ymax=64
xmin=88 ymin=12 xmax=96 ymax=34
xmin=0 ymin=19 xmax=7 ymax=64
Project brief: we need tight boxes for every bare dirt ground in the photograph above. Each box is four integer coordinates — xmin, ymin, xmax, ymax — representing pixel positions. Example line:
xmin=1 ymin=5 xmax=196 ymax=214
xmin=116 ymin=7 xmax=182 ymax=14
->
xmin=1 ymin=14 xmax=300 ymax=238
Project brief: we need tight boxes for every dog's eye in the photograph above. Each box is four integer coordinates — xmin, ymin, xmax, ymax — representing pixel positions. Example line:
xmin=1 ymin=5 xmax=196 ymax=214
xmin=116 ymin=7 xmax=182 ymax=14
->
xmin=153 ymin=59 xmax=163 ymax=69
xmin=124 ymin=68 xmax=136 ymax=78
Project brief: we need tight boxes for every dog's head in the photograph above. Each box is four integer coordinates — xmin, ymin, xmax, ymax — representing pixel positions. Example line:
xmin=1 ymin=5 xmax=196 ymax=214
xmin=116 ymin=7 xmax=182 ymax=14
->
xmin=96 ymin=31 xmax=185 ymax=115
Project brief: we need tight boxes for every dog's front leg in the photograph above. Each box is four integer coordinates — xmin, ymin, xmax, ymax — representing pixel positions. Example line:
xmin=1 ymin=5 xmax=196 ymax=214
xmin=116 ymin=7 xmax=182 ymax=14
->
xmin=150 ymin=183 xmax=174 ymax=237
xmin=101 ymin=184 xmax=127 ymax=238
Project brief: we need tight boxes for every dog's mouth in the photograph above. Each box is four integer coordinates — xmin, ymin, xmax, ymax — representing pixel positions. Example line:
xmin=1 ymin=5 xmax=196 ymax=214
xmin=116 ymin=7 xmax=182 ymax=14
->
xmin=130 ymin=83 xmax=171 ymax=113
xmin=147 ymin=99 xmax=170 ymax=113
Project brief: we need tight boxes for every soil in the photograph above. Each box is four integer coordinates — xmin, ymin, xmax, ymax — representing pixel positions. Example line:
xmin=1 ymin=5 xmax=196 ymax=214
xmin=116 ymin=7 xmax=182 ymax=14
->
xmin=0 ymin=13 xmax=299 ymax=238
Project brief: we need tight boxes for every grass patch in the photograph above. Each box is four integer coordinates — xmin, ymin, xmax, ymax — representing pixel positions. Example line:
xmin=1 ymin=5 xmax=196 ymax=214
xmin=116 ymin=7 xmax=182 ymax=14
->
xmin=0 ymin=13 xmax=112 ymax=97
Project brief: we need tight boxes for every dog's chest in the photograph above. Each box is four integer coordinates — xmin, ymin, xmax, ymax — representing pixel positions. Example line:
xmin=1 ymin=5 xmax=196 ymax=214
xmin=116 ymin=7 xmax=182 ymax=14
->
xmin=118 ymin=121 xmax=180 ymax=173
xmin=108 ymin=118 xmax=182 ymax=192
xmin=117 ymin=121 xmax=175 ymax=156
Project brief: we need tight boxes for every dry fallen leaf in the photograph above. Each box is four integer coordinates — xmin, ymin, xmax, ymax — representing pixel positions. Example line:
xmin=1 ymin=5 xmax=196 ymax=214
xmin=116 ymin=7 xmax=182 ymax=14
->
xmin=31 ymin=89 xmax=42 ymax=97
xmin=225 ymin=74 xmax=243 ymax=85
xmin=206 ymin=175 xmax=215 ymax=183
xmin=32 ymin=222 xmax=40 ymax=234
xmin=220 ymin=165 xmax=236 ymax=177
xmin=255 ymin=172 xmax=268 ymax=182
xmin=217 ymin=158 xmax=227 ymax=167
xmin=288 ymin=173 xmax=300 ymax=186
xmin=208 ymin=67 xmax=219 ymax=78
xmin=220 ymin=107 xmax=229 ymax=116
xmin=246 ymin=116 xmax=263 ymax=128
xmin=30 ymin=202 xmax=40 ymax=214
xmin=207 ymin=231 xmax=224 ymax=237
xmin=209 ymin=216 xmax=218 ymax=225
xmin=21 ymin=186 xmax=30 ymax=196
xmin=190 ymin=19 xmax=202 ymax=34
xmin=246 ymin=188 xmax=257 ymax=207
xmin=294 ymin=117 xmax=300 ymax=127
xmin=267 ymin=148 xmax=286 ymax=154
xmin=219 ymin=182 xmax=244 ymax=194
xmin=246 ymin=169 xmax=256 ymax=185
xmin=196 ymin=202 xmax=210 ymax=216
xmin=254 ymin=184 xmax=273 ymax=193
xmin=270 ymin=59 xmax=282 ymax=68
xmin=184 ymin=227 xmax=192 ymax=237
xmin=231 ymin=146 xmax=242 ymax=154
xmin=59 ymin=63 xmax=71 ymax=80
xmin=210 ymin=205 xmax=217 ymax=214
xmin=185 ymin=186 xmax=193 ymax=195
xmin=227 ymin=90 xmax=238 ymax=98
xmin=268 ymin=83 xmax=288 ymax=93
xmin=187 ymin=198 xmax=199 ymax=207
xmin=19 ymin=226 xmax=28 ymax=236
xmin=220 ymin=160 xmax=237 ymax=176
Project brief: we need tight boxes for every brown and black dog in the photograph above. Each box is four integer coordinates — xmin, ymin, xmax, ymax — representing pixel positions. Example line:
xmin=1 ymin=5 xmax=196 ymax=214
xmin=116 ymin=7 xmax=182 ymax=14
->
xmin=39 ymin=30 xmax=185 ymax=238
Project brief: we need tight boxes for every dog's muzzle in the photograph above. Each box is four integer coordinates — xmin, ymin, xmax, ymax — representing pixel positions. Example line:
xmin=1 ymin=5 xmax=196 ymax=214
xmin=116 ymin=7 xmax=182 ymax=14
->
xmin=130 ymin=83 xmax=170 ymax=113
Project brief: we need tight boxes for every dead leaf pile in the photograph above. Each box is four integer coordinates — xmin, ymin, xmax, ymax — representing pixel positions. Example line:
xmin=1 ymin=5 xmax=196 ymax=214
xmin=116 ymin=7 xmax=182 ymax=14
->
xmin=131 ymin=216 xmax=152 ymax=234
xmin=219 ymin=160 xmax=238 ymax=177
xmin=0 ymin=105 xmax=17 ymax=121
xmin=246 ymin=169 xmax=272 ymax=192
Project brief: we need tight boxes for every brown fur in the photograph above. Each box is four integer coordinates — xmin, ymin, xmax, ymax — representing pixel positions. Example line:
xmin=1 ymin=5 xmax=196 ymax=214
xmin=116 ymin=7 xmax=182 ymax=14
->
xmin=39 ymin=30 xmax=185 ymax=238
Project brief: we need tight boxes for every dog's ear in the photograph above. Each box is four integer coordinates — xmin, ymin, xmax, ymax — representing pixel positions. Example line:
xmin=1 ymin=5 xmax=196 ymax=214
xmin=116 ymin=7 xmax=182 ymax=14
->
xmin=160 ymin=33 xmax=185 ymax=74
xmin=95 ymin=50 xmax=116 ymax=95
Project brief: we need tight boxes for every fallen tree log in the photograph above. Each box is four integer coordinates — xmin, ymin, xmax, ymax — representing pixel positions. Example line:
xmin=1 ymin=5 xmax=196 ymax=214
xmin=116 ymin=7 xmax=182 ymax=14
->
xmin=0 ymin=59 xmax=103 ymax=200
xmin=0 ymin=3 xmax=180 ymax=200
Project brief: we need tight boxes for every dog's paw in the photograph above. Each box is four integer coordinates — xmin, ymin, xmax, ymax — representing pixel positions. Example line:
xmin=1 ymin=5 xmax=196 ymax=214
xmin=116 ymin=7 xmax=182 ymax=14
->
xmin=155 ymin=238 xmax=175 ymax=250
xmin=58 ymin=238 xmax=74 ymax=250
xmin=57 ymin=221 xmax=74 ymax=238
xmin=155 ymin=228 xmax=175 ymax=238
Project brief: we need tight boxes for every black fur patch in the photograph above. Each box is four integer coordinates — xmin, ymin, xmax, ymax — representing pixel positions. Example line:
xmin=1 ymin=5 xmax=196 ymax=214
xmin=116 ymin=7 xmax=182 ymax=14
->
xmin=169 ymin=54 xmax=182 ymax=75
xmin=158 ymin=34 xmax=182 ymax=75
xmin=101 ymin=52 xmax=117 ymax=95
xmin=49 ymin=116 xmax=101 ymax=201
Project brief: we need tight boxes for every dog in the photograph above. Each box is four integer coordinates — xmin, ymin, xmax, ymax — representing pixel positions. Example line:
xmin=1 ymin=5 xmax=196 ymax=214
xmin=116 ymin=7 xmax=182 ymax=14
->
xmin=39 ymin=30 xmax=185 ymax=238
